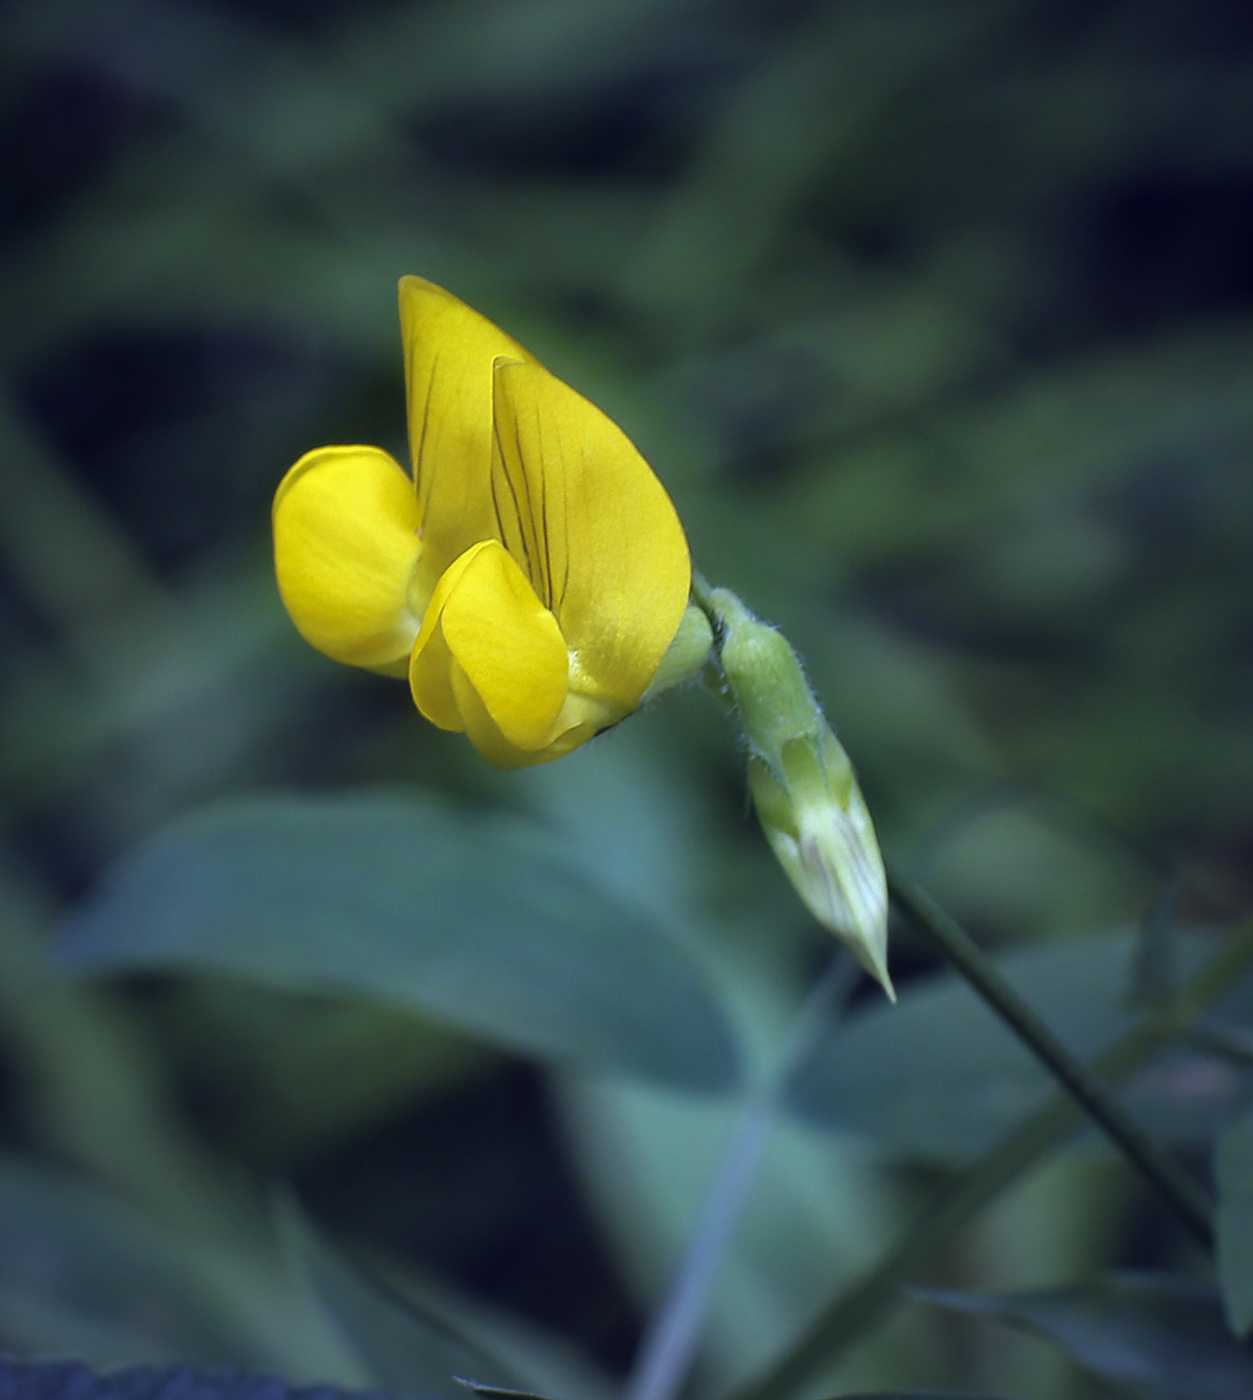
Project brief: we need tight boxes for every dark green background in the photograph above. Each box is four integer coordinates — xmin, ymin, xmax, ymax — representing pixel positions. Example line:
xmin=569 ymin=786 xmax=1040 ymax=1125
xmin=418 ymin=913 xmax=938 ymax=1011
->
xmin=4 ymin=2 xmax=1253 ymax=1397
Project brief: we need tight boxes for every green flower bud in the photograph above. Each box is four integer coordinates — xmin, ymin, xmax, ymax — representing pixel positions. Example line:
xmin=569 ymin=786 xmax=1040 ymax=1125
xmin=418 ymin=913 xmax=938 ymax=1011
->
xmin=703 ymin=587 xmax=892 ymax=999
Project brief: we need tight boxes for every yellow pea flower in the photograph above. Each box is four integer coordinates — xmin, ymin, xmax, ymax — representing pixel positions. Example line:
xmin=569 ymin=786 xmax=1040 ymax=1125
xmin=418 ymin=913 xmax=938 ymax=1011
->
xmin=273 ymin=277 xmax=692 ymax=768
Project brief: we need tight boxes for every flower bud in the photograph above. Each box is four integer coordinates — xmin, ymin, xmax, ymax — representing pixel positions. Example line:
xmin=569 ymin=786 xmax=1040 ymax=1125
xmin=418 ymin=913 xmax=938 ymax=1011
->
xmin=704 ymin=587 xmax=892 ymax=998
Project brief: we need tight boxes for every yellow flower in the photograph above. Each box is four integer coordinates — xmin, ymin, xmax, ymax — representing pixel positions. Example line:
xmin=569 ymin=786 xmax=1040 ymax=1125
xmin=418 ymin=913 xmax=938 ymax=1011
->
xmin=273 ymin=278 xmax=692 ymax=768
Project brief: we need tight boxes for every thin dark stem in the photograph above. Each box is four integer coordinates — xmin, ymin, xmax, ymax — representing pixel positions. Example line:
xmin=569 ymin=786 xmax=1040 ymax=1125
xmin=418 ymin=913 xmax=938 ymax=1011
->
xmin=888 ymin=869 xmax=1214 ymax=1248
xmin=729 ymin=913 xmax=1253 ymax=1400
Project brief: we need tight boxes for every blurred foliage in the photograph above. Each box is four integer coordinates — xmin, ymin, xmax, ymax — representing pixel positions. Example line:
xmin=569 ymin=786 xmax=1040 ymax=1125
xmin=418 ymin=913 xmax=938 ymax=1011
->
xmin=918 ymin=1274 xmax=1253 ymax=1400
xmin=5 ymin=1 xmax=1253 ymax=1399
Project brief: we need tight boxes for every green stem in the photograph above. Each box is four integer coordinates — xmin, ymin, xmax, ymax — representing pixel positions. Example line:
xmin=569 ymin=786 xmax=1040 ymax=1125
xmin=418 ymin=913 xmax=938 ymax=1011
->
xmin=728 ymin=913 xmax=1253 ymax=1400
xmin=689 ymin=571 xmax=719 ymax=621
xmin=889 ymin=869 xmax=1214 ymax=1247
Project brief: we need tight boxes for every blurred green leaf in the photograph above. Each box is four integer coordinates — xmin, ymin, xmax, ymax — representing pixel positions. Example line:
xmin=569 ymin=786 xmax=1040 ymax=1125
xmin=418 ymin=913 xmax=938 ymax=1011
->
xmin=373 ymin=1264 xmax=614 ymax=1400
xmin=789 ymin=935 xmax=1130 ymax=1160
xmin=456 ymin=1385 xmax=557 ymax=1400
xmin=54 ymin=792 xmax=738 ymax=1093
xmin=1216 ymin=1102 xmax=1253 ymax=1336
xmin=149 ymin=978 xmax=496 ymax=1168
xmin=0 ymin=1359 xmax=381 ymax=1400
xmin=829 ymin=1393 xmax=1007 ymax=1399
xmin=787 ymin=931 xmax=1247 ymax=1162
xmin=915 ymin=1274 xmax=1253 ymax=1400
xmin=288 ymin=1206 xmax=613 ymax=1400
xmin=0 ymin=1151 xmax=257 ymax=1369
xmin=557 ymin=1072 xmax=906 ymax=1397
xmin=293 ymin=1214 xmax=522 ymax=1398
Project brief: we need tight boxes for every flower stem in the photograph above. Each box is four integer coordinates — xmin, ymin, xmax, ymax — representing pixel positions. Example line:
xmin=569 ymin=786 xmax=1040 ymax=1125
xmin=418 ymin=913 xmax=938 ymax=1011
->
xmin=730 ymin=910 xmax=1253 ymax=1400
xmin=888 ymin=867 xmax=1214 ymax=1247
xmin=622 ymin=955 xmax=859 ymax=1400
